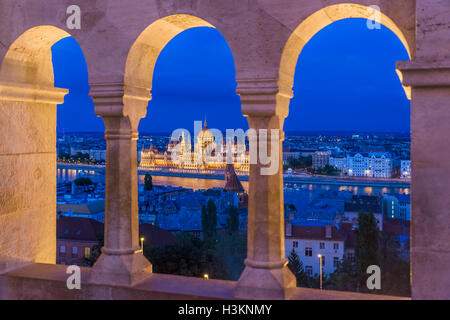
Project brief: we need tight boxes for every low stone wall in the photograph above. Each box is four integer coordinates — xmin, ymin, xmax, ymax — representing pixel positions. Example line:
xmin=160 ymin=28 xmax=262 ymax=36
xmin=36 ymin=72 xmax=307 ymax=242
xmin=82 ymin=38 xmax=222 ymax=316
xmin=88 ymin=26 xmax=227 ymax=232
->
xmin=0 ymin=263 xmax=405 ymax=300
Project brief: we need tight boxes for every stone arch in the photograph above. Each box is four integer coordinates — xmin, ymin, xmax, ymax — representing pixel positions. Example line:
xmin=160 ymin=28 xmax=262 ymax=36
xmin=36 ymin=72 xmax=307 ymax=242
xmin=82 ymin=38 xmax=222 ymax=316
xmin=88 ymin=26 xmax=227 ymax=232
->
xmin=122 ymin=14 xmax=232 ymax=128
xmin=278 ymin=3 xmax=413 ymax=103
xmin=0 ymin=25 xmax=73 ymax=87
xmin=0 ymin=26 xmax=84 ymax=272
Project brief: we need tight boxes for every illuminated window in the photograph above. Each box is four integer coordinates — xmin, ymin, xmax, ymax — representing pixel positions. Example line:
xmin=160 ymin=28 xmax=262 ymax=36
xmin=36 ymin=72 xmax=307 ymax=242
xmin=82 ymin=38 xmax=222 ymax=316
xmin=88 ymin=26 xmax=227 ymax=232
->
xmin=84 ymin=247 xmax=91 ymax=258
xmin=320 ymin=242 xmax=325 ymax=249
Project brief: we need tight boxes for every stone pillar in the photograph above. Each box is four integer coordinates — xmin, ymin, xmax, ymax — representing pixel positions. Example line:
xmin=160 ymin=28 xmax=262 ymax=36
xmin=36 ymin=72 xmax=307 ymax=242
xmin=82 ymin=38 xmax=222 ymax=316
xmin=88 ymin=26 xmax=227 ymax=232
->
xmin=89 ymin=83 xmax=152 ymax=286
xmin=0 ymin=81 xmax=67 ymax=273
xmin=235 ymin=79 xmax=296 ymax=299
xmin=397 ymin=61 xmax=450 ymax=299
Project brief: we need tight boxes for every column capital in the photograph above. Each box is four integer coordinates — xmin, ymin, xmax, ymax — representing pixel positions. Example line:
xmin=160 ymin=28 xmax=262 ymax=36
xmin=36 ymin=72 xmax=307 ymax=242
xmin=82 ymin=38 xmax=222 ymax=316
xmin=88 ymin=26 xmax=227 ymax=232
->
xmin=90 ymin=82 xmax=125 ymax=117
xmin=91 ymin=82 xmax=151 ymax=130
xmin=0 ymin=81 xmax=67 ymax=104
xmin=236 ymin=78 xmax=292 ymax=119
xmin=396 ymin=60 xmax=450 ymax=88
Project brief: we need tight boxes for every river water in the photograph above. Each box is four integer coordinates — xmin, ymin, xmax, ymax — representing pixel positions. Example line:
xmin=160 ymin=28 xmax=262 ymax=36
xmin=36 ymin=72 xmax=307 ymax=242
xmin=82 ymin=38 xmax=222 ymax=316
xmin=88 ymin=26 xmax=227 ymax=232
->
xmin=57 ymin=168 xmax=409 ymax=196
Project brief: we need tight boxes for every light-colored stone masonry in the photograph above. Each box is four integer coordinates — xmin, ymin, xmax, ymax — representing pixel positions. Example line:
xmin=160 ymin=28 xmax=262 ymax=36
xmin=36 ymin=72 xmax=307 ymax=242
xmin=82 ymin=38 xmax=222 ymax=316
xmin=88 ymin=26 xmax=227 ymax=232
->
xmin=0 ymin=0 xmax=449 ymax=299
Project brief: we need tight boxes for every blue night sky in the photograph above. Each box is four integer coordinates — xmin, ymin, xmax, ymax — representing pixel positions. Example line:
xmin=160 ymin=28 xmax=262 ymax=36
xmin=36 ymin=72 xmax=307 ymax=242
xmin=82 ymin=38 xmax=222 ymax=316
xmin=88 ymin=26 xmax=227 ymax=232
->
xmin=52 ymin=18 xmax=410 ymax=134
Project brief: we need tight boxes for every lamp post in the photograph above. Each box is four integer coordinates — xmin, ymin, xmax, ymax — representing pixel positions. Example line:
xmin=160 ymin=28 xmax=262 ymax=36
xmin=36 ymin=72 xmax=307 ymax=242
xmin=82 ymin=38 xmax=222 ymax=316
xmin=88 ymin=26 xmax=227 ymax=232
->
xmin=140 ymin=237 xmax=145 ymax=253
xmin=317 ymin=254 xmax=323 ymax=290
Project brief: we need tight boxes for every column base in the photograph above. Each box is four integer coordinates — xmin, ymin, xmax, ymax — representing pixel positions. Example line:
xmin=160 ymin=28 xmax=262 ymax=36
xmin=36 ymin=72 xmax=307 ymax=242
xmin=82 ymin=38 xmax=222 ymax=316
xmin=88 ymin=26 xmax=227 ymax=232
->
xmin=89 ymin=247 xmax=152 ymax=286
xmin=235 ymin=259 xmax=296 ymax=300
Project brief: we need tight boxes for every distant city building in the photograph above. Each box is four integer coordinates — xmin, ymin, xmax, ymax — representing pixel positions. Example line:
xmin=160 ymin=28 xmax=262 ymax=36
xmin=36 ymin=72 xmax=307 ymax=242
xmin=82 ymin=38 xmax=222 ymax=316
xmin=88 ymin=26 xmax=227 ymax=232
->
xmin=57 ymin=216 xmax=103 ymax=266
xmin=140 ymin=119 xmax=249 ymax=174
xmin=329 ymin=156 xmax=347 ymax=173
xmin=70 ymin=147 xmax=106 ymax=161
xmin=401 ymin=160 xmax=411 ymax=178
xmin=382 ymin=194 xmax=411 ymax=220
xmin=224 ymin=164 xmax=248 ymax=208
xmin=285 ymin=223 xmax=345 ymax=276
xmin=283 ymin=149 xmax=301 ymax=163
xmin=312 ymin=151 xmax=330 ymax=169
xmin=346 ymin=152 xmax=393 ymax=178
xmin=56 ymin=216 xmax=179 ymax=266
xmin=57 ymin=201 xmax=105 ymax=222
xmin=340 ymin=195 xmax=383 ymax=230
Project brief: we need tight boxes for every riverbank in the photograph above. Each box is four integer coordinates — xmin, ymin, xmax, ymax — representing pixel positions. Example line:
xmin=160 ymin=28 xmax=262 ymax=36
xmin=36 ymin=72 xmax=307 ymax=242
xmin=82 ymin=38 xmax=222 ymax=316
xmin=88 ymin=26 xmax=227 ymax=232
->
xmin=57 ymin=162 xmax=410 ymax=188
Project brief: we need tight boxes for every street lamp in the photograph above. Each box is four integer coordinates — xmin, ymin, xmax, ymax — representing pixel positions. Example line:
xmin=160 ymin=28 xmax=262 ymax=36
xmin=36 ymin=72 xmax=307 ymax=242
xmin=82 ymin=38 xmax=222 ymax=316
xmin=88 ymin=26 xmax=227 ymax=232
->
xmin=317 ymin=254 xmax=323 ymax=290
xmin=203 ymin=274 xmax=209 ymax=280
xmin=140 ymin=237 xmax=145 ymax=253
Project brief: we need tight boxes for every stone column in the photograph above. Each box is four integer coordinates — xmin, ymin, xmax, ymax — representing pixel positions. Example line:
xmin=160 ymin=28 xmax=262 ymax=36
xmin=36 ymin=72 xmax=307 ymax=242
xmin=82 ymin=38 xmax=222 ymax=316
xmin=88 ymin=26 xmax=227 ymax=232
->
xmin=397 ymin=61 xmax=450 ymax=299
xmin=0 ymin=81 xmax=67 ymax=273
xmin=89 ymin=83 xmax=152 ymax=286
xmin=235 ymin=79 xmax=296 ymax=299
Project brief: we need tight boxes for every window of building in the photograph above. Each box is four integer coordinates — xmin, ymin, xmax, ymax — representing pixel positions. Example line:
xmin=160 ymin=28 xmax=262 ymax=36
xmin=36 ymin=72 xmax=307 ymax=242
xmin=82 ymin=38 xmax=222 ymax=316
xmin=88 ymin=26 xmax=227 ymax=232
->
xmin=72 ymin=246 xmax=78 ymax=257
xmin=305 ymin=247 xmax=312 ymax=257
xmin=347 ymin=252 xmax=355 ymax=263
xmin=333 ymin=243 xmax=339 ymax=250
xmin=293 ymin=241 xmax=299 ymax=248
xmin=305 ymin=266 xmax=313 ymax=276
xmin=333 ymin=257 xmax=339 ymax=267
xmin=320 ymin=242 xmax=325 ymax=249
xmin=84 ymin=247 xmax=91 ymax=258
xmin=60 ymin=245 xmax=66 ymax=254
xmin=321 ymin=255 xmax=325 ymax=266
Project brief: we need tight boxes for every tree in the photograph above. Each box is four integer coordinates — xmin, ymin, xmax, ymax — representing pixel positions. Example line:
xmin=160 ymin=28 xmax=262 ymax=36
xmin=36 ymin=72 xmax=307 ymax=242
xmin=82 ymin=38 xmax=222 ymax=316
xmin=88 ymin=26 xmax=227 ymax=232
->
xmin=74 ymin=177 xmax=93 ymax=186
xmin=144 ymin=173 xmax=153 ymax=191
xmin=144 ymin=232 xmax=227 ymax=280
xmin=355 ymin=211 xmax=379 ymax=291
xmin=287 ymin=249 xmax=307 ymax=286
xmin=201 ymin=199 xmax=217 ymax=241
xmin=328 ymin=256 xmax=359 ymax=292
xmin=82 ymin=235 xmax=104 ymax=267
xmin=226 ymin=205 xmax=239 ymax=235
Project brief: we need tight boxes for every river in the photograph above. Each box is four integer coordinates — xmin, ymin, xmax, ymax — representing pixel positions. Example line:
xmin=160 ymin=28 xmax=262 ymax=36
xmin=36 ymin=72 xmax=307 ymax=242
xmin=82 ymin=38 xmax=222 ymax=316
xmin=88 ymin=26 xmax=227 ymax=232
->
xmin=57 ymin=167 xmax=409 ymax=196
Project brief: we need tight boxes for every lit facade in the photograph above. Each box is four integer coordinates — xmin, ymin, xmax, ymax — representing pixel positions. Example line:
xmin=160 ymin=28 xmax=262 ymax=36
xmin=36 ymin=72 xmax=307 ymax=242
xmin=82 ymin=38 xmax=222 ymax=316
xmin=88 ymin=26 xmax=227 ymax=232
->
xmin=346 ymin=152 xmax=393 ymax=178
xmin=401 ymin=160 xmax=411 ymax=178
xmin=312 ymin=151 xmax=330 ymax=169
xmin=140 ymin=121 xmax=249 ymax=175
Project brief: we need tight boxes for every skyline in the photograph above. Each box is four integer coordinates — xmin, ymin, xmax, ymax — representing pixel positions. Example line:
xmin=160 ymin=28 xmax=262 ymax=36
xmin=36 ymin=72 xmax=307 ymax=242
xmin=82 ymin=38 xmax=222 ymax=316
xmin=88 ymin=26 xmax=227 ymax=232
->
xmin=53 ymin=18 xmax=410 ymax=134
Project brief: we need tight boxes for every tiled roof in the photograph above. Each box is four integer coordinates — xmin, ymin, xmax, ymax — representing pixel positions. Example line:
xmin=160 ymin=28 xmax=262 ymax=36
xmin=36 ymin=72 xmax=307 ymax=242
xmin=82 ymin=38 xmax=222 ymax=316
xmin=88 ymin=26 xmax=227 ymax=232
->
xmin=224 ymin=164 xmax=245 ymax=193
xmin=139 ymin=223 xmax=181 ymax=247
xmin=57 ymin=201 xmax=105 ymax=214
xmin=383 ymin=218 xmax=410 ymax=237
xmin=287 ymin=225 xmax=345 ymax=242
xmin=339 ymin=222 xmax=357 ymax=249
xmin=57 ymin=216 xmax=103 ymax=241
xmin=57 ymin=216 xmax=180 ymax=248
xmin=344 ymin=195 xmax=381 ymax=213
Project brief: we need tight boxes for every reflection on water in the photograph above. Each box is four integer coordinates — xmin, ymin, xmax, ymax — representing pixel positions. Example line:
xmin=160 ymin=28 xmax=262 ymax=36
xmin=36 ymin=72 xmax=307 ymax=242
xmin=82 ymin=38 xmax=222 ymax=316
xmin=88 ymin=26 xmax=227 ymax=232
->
xmin=139 ymin=174 xmax=249 ymax=192
xmin=57 ymin=168 xmax=409 ymax=196
xmin=57 ymin=168 xmax=104 ymax=184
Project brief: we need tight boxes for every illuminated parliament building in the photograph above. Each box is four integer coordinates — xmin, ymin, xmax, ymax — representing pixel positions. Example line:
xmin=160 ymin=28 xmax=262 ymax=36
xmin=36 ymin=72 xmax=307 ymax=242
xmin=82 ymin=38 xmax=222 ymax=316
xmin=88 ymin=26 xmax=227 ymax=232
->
xmin=139 ymin=120 xmax=249 ymax=175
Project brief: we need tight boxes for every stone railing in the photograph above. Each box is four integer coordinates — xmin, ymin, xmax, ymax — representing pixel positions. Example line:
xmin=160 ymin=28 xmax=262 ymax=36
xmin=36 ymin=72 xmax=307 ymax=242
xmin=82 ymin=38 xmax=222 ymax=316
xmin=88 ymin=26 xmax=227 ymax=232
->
xmin=0 ymin=263 xmax=406 ymax=300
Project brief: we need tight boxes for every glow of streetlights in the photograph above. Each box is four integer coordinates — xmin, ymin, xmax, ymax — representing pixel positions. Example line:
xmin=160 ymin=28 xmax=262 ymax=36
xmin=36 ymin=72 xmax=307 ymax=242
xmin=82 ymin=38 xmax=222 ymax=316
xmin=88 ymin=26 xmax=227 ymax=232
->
xmin=318 ymin=254 xmax=323 ymax=290
xmin=203 ymin=274 xmax=209 ymax=280
xmin=140 ymin=237 xmax=145 ymax=252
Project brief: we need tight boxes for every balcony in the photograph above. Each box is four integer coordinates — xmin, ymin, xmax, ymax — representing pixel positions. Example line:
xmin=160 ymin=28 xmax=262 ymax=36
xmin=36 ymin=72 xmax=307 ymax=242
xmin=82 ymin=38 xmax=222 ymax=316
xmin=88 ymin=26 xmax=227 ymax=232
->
xmin=0 ymin=263 xmax=404 ymax=300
